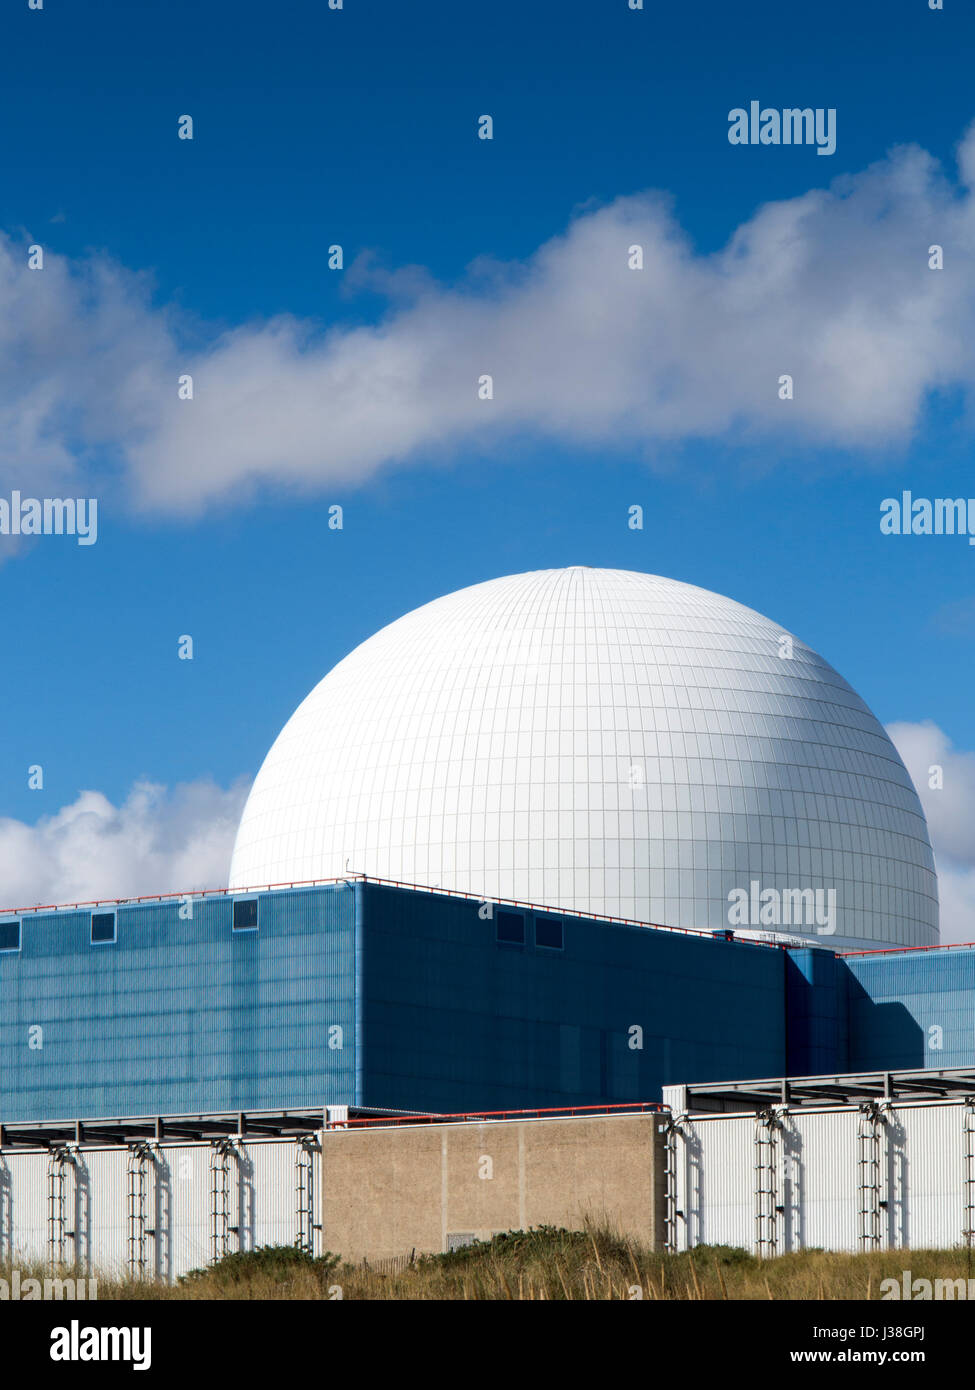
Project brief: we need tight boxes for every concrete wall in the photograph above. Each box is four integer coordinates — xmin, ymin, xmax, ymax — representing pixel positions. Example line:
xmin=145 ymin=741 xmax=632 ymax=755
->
xmin=320 ymin=1112 xmax=666 ymax=1263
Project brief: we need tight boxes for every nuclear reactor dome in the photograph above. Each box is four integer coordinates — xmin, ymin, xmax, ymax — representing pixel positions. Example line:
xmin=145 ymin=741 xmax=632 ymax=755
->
xmin=229 ymin=567 xmax=938 ymax=951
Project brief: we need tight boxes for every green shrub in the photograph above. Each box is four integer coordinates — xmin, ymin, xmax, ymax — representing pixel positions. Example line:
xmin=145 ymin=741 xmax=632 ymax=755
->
xmin=179 ymin=1243 xmax=340 ymax=1288
xmin=686 ymin=1243 xmax=756 ymax=1268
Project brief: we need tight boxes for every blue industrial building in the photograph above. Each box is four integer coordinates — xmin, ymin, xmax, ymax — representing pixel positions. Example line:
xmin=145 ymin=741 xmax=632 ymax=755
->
xmin=0 ymin=879 xmax=969 ymax=1124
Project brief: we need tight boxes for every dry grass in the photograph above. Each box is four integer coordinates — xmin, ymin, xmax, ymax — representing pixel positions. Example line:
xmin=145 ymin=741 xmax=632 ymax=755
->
xmin=20 ymin=1227 xmax=975 ymax=1300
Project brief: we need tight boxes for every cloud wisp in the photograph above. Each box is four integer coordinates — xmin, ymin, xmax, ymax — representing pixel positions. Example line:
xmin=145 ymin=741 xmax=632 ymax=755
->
xmin=0 ymin=778 xmax=250 ymax=911
xmin=3 ymin=126 xmax=975 ymax=516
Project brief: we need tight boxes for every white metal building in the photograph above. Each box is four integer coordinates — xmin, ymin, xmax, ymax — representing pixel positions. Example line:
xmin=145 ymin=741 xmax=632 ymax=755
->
xmin=662 ymin=1066 xmax=975 ymax=1256
xmin=5 ymin=1069 xmax=975 ymax=1281
xmin=0 ymin=1107 xmax=343 ymax=1283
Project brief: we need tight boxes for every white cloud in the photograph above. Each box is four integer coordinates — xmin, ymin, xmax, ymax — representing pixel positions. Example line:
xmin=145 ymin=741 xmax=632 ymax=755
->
xmin=936 ymin=866 xmax=975 ymax=948
xmin=887 ymin=720 xmax=975 ymax=944
xmin=0 ymin=778 xmax=250 ymax=911
xmin=3 ymin=125 xmax=975 ymax=515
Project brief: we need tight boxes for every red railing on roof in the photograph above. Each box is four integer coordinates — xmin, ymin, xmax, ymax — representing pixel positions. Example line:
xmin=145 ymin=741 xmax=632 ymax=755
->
xmin=329 ymin=1102 xmax=665 ymax=1128
xmin=840 ymin=939 xmax=975 ymax=958
xmin=0 ymin=873 xmax=788 ymax=948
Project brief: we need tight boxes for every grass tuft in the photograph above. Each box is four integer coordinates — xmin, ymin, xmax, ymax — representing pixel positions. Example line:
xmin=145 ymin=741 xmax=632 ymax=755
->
xmin=12 ymin=1228 xmax=975 ymax=1300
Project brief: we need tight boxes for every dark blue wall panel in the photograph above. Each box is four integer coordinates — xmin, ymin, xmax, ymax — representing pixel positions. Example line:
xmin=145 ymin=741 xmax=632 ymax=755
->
xmin=786 ymin=948 xmax=848 ymax=1077
xmin=359 ymin=885 xmax=787 ymax=1112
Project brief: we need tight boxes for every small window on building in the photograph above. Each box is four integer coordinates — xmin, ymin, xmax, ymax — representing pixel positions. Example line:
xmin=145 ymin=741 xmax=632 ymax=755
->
xmin=232 ymin=898 xmax=258 ymax=932
xmin=0 ymin=919 xmax=21 ymax=953
xmin=536 ymin=915 xmax=563 ymax=950
xmin=446 ymin=1232 xmax=476 ymax=1253
xmin=496 ymin=910 xmax=524 ymax=945
xmin=91 ymin=912 xmax=116 ymax=945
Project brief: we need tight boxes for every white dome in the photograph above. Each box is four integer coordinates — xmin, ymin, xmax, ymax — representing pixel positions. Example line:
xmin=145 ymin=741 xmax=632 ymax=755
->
xmin=229 ymin=567 xmax=938 ymax=951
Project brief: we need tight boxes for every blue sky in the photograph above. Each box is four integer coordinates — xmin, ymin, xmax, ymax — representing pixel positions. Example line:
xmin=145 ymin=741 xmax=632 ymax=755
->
xmin=1 ymin=0 xmax=974 ymax=917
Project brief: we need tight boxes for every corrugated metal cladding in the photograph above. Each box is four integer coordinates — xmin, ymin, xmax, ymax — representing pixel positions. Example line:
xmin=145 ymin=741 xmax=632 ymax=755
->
xmin=2 ymin=877 xmax=975 ymax=1125
xmin=0 ymin=882 xmax=787 ymax=1123
xmin=672 ymin=1101 xmax=971 ymax=1254
xmin=358 ymin=884 xmax=785 ymax=1112
xmin=0 ymin=1138 xmax=316 ymax=1281
xmin=0 ymin=885 xmax=357 ymax=1121
xmin=845 ymin=950 xmax=975 ymax=1072
xmin=786 ymin=945 xmax=975 ymax=1078
xmin=785 ymin=949 xmax=848 ymax=1076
